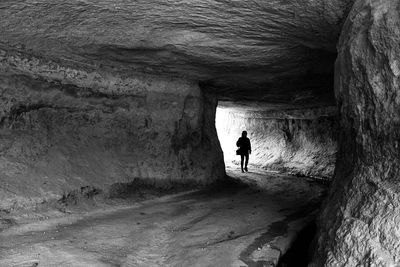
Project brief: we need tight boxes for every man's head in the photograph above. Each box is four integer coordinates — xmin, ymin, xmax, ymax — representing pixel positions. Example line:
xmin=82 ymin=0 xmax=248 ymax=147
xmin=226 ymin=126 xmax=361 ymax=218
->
xmin=242 ymin=131 xmax=247 ymax=138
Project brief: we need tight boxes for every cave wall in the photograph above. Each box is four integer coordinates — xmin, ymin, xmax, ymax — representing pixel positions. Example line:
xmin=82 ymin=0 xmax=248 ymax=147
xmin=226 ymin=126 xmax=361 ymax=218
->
xmin=216 ymin=107 xmax=337 ymax=178
xmin=0 ymin=52 xmax=225 ymax=211
xmin=313 ymin=0 xmax=400 ymax=265
xmin=0 ymin=0 xmax=353 ymax=106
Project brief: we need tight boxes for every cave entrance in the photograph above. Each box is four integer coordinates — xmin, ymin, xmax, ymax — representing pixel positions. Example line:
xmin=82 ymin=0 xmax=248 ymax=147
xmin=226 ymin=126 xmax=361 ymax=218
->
xmin=214 ymin=101 xmax=334 ymax=266
xmin=215 ymin=104 xmax=251 ymax=171
xmin=215 ymin=102 xmax=337 ymax=180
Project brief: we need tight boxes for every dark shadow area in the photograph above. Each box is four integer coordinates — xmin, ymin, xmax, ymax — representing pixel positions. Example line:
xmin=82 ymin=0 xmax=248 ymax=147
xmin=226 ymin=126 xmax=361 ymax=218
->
xmin=277 ymin=221 xmax=317 ymax=267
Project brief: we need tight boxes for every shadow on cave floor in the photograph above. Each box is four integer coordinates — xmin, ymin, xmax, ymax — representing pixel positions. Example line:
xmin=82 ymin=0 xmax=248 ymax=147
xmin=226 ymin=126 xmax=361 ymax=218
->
xmin=0 ymin=168 xmax=327 ymax=267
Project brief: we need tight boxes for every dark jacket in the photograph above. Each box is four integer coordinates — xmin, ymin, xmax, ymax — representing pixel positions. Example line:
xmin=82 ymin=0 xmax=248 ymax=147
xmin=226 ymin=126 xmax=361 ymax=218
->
xmin=236 ymin=137 xmax=251 ymax=155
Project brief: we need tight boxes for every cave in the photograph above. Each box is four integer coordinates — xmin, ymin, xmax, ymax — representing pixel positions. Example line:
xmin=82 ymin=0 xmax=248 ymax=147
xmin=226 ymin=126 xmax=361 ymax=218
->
xmin=215 ymin=103 xmax=338 ymax=179
xmin=1 ymin=0 xmax=399 ymax=266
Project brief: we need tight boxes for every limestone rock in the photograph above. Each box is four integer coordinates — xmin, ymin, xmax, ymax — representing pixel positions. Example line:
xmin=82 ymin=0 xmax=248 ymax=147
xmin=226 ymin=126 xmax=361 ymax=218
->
xmin=312 ymin=0 xmax=400 ymax=265
xmin=0 ymin=0 xmax=354 ymax=107
xmin=0 ymin=0 xmax=356 ymax=210
xmin=0 ymin=56 xmax=225 ymax=211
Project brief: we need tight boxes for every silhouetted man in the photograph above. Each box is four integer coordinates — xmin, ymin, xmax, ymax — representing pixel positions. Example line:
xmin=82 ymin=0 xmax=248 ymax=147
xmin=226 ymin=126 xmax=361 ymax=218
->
xmin=236 ymin=131 xmax=251 ymax=172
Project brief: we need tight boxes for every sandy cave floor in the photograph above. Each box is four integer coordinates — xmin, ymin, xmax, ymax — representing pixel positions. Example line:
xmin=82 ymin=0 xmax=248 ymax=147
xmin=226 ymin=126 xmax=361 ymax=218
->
xmin=0 ymin=168 xmax=327 ymax=267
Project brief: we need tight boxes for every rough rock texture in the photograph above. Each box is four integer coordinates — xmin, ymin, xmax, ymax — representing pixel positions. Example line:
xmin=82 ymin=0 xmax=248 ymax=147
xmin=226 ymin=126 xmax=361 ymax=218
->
xmin=0 ymin=51 xmax=225 ymax=211
xmin=0 ymin=0 xmax=354 ymax=108
xmin=0 ymin=0 xmax=357 ymax=212
xmin=216 ymin=106 xmax=337 ymax=179
xmin=313 ymin=0 xmax=400 ymax=265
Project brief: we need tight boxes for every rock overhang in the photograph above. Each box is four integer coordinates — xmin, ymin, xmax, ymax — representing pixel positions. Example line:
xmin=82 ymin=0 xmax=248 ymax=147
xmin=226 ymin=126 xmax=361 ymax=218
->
xmin=0 ymin=0 xmax=354 ymax=109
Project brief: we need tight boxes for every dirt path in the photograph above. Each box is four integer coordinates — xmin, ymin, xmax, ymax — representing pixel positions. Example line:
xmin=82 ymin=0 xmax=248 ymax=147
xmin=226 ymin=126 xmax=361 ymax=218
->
xmin=0 ymin=169 xmax=326 ymax=267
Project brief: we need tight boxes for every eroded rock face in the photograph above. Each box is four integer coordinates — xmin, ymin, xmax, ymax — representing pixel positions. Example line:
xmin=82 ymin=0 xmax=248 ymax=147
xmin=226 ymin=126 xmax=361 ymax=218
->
xmin=0 ymin=52 xmax=225 ymax=211
xmin=0 ymin=0 xmax=356 ymax=211
xmin=216 ymin=106 xmax=337 ymax=179
xmin=0 ymin=0 xmax=354 ymax=107
xmin=313 ymin=0 xmax=400 ymax=265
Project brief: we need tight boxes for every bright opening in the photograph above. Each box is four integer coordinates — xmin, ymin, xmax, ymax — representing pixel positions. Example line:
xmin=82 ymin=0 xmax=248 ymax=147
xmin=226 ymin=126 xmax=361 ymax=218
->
xmin=215 ymin=103 xmax=337 ymax=179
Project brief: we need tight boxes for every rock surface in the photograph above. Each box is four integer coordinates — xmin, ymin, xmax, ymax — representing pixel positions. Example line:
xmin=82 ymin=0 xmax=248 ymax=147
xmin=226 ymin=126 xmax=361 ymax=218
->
xmin=312 ymin=0 xmax=400 ymax=265
xmin=0 ymin=52 xmax=225 ymax=211
xmin=0 ymin=0 xmax=356 ymax=211
xmin=0 ymin=169 xmax=326 ymax=267
xmin=216 ymin=106 xmax=337 ymax=179
xmin=0 ymin=0 xmax=354 ymax=107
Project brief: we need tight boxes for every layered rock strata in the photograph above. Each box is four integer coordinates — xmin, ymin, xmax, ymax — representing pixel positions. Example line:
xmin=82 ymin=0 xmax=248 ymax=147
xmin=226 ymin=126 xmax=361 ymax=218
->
xmin=0 ymin=0 xmax=354 ymax=107
xmin=313 ymin=0 xmax=400 ymax=265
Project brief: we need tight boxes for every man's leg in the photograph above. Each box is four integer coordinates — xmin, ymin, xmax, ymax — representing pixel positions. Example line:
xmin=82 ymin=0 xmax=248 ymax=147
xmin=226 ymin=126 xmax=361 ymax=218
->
xmin=245 ymin=154 xmax=249 ymax=172
xmin=240 ymin=155 xmax=244 ymax=172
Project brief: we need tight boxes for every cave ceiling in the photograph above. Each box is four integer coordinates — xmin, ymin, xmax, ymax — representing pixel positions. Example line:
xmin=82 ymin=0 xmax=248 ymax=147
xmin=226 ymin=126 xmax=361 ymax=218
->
xmin=0 ymin=0 xmax=354 ymax=109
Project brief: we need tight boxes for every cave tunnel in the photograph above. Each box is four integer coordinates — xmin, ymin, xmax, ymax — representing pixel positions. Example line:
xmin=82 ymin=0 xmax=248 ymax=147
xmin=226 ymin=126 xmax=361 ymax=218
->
xmin=1 ymin=0 xmax=400 ymax=266
xmin=215 ymin=102 xmax=338 ymax=179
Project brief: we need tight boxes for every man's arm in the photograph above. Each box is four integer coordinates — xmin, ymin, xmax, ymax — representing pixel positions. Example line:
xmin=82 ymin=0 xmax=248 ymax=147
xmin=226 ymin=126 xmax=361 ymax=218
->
xmin=248 ymin=139 xmax=252 ymax=154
